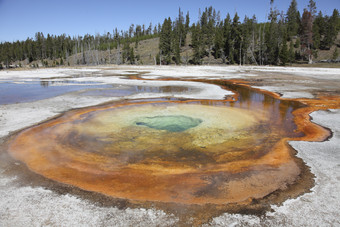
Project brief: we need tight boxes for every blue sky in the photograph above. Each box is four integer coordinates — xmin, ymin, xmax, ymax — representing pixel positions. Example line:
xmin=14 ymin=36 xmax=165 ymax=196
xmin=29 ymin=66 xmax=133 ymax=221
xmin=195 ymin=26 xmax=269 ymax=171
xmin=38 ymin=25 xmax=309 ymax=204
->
xmin=0 ymin=0 xmax=338 ymax=42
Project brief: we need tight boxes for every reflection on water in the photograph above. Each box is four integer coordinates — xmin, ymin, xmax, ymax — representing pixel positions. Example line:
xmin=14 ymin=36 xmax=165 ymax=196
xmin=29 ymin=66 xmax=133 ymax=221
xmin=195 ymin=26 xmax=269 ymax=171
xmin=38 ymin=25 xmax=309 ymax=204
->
xmin=0 ymin=79 xmax=196 ymax=105
xmin=194 ymin=81 xmax=305 ymax=138
xmin=39 ymin=80 xmax=100 ymax=87
xmin=0 ymin=79 xmax=195 ymax=105
xmin=0 ymin=80 xmax=109 ymax=105
xmin=79 ymin=85 xmax=194 ymax=97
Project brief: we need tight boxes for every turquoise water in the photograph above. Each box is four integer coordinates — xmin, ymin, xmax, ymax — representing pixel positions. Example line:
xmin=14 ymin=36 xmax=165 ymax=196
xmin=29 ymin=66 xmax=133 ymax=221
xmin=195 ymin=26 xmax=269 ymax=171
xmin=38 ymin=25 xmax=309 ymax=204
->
xmin=135 ymin=115 xmax=203 ymax=132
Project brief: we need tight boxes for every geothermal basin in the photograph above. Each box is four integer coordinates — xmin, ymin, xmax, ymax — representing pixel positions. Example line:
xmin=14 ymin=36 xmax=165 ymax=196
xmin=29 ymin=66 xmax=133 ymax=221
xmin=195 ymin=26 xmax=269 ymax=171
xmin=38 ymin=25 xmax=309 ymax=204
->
xmin=1 ymin=66 xmax=340 ymax=226
xmin=6 ymin=80 xmax=310 ymax=206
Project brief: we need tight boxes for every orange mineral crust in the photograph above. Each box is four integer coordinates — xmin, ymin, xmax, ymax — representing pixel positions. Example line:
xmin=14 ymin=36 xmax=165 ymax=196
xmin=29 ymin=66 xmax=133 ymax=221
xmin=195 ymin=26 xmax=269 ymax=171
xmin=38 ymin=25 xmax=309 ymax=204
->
xmin=6 ymin=80 xmax=338 ymax=206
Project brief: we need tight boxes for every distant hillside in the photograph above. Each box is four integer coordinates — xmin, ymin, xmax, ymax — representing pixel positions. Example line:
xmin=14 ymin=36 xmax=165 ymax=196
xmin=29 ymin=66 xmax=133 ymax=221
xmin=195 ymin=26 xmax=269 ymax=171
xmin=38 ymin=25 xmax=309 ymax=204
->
xmin=2 ymin=29 xmax=340 ymax=69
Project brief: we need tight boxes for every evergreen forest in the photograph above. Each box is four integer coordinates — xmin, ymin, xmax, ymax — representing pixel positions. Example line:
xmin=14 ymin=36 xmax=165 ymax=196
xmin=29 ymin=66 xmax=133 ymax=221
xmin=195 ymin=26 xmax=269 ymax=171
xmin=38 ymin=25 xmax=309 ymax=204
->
xmin=1 ymin=0 xmax=339 ymax=69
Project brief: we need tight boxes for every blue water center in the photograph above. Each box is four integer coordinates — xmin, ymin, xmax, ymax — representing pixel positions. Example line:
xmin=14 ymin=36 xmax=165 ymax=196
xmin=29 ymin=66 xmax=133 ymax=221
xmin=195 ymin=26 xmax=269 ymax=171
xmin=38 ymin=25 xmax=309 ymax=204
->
xmin=135 ymin=115 xmax=203 ymax=132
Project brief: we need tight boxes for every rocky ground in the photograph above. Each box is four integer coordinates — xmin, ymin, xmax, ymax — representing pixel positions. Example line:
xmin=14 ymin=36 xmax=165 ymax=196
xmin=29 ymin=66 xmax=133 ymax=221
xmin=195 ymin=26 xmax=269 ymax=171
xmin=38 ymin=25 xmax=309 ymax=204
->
xmin=0 ymin=65 xmax=339 ymax=226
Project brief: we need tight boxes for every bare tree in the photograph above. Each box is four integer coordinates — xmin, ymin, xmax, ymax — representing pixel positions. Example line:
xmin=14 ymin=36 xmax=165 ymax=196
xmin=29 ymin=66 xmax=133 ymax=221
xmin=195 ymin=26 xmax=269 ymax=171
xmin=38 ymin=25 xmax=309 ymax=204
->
xmin=301 ymin=9 xmax=313 ymax=63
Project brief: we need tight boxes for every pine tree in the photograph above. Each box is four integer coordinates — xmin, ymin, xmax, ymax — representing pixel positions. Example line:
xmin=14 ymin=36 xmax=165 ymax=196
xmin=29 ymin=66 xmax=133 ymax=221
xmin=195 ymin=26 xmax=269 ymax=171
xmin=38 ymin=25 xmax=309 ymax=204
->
xmin=196 ymin=7 xmax=217 ymax=63
xmin=172 ymin=30 xmax=181 ymax=64
xmin=289 ymin=41 xmax=295 ymax=63
xmin=185 ymin=12 xmax=190 ymax=35
xmin=159 ymin=17 xmax=172 ymax=64
xmin=177 ymin=8 xmax=186 ymax=47
xmin=171 ymin=8 xmax=185 ymax=64
xmin=213 ymin=21 xmax=224 ymax=59
xmin=313 ymin=11 xmax=325 ymax=49
xmin=223 ymin=14 xmax=232 ymax=64
xmin=279 ymin=41 xmax=288 ymax=65
xmin=242 ymin=16 xmax=257 ymax=64
xmin=206 ymin=8 xmax=216 ymax=62
xmin=312 ymin=22 xmax=320 ymax=49
xmin=323 ymin=9 xmax=339 ymax=49
xmin=265 ymin=1 xmax=280 ymax=65
xmin=191 ymin=23 xmax=202 ymax=64
xmin=231 ymin=13 xmax=241 ymax=64
xmin=129 ymin=47 xmax=135 ymax=64
xmin=286 ymin=0 xmax=299 ymax=38
xmin=296 ymin=11 xmax=302 ymax=35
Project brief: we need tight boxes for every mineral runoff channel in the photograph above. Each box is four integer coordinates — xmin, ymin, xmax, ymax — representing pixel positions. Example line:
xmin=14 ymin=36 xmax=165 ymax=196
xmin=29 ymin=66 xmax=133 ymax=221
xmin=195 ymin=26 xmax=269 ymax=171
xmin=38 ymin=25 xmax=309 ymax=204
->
xmin=3 ymin=78 xmax=338 ymax=223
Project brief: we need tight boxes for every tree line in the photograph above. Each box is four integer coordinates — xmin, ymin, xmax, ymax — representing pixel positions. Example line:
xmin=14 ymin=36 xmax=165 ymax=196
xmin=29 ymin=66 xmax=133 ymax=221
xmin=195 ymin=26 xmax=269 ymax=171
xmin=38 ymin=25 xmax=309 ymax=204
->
xmin=1 ymin=0 xmax=339 ymax=68
xmin=159 ymin=0 xmax=339 ymax=65
xmin=0 ymin=23 xmax=159 ymax=68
